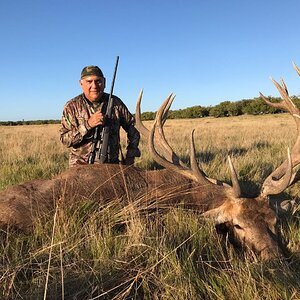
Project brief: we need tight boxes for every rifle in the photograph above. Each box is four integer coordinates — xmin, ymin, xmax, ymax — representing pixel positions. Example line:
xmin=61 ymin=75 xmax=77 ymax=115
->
xmin=88 ymin=56 xmax=119 ymax=164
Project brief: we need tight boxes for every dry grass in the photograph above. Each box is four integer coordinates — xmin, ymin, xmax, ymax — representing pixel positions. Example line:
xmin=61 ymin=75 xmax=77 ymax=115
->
xmin=1 ymin=114 xmax=300 ymax=299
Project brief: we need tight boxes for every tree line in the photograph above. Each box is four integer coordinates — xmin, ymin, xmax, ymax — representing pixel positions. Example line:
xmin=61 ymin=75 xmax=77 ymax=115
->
xmin=1 ymin=96 xmax=300 ymax=125
xmin=141 ymin=96 xmax=300 ymax=120
xmin=0 ymin=119 xmax=60 ymax=126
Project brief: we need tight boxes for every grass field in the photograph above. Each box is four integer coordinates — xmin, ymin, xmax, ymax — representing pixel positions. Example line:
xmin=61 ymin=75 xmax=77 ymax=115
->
xmin=1 ymin=114 xmax=300 ymax=299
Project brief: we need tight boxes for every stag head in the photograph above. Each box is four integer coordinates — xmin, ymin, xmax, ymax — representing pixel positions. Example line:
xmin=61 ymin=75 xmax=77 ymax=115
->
xmin=135 ymin=64 xmax=300 ymax=260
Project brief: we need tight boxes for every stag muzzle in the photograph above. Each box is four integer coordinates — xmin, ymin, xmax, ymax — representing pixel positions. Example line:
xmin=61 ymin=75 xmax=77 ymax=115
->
xmin=247 ymin=228 xmax=285 ymax=261
xmin=216 ymin=220 xmax=285 ymax=261
xmin=259 ymin=245 xmax=284 ymax=261
xmin=256 ymin=229 xmax=286 ymax=260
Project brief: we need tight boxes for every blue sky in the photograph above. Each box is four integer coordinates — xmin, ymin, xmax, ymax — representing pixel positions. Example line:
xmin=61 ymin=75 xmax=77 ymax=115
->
xmin=1 ymin=0 xmax=300 ymax=121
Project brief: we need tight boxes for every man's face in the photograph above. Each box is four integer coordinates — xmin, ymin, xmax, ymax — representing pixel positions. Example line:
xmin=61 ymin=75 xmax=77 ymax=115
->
xmin=80 ymin=75 xmax=106 ymax=102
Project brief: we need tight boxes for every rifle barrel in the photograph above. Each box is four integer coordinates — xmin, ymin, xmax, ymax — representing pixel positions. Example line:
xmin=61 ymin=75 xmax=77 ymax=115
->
xmin=99 ymin=56 xmax=120 ymax=163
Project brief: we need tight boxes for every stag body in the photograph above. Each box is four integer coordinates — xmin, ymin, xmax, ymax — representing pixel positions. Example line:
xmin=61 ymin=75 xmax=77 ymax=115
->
xmin=2 ymin=64 xmax=300 ymax=261
xmin=0 ymin=164 xmax=226 ymax=229
xmin=0 ymin=164 xmax=146 ymax=230
xmin=0 ymin=163 xmax=281 ymax=260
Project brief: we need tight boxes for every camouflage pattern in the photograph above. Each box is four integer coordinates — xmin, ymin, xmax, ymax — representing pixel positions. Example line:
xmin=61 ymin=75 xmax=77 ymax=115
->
xmin=81 ymin=65 xmax=103 ymax=79
xmin=60 ymin=93 xmax=141 ymax=167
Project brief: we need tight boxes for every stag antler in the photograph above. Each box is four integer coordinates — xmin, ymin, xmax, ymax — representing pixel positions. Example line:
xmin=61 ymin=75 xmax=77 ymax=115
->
xmin=259 ymin=63 xmax=300 ymax=197
xmin=136 ymin=91 xmax=180 ymax=164
xmin=136 ymin=91 xmax=242 ymax=196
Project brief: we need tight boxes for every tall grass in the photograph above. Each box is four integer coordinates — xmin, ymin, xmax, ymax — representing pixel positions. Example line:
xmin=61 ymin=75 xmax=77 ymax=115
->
xmin=0 ymin=114 xmax=300 ymax=299
xmin=0 ymin=125 xmax=68 ymax=190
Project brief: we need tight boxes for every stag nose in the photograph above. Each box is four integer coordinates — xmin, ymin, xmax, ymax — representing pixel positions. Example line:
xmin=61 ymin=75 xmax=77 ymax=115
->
xmin=259 ymin=245 xmax=284 ymax=261
xmin=257 ymin=233 xmax=285 ymax=260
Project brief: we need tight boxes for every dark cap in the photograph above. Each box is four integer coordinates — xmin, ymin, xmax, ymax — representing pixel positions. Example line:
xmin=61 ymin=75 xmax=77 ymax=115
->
xmin=80 ymin=65 xmax=104 ymax=79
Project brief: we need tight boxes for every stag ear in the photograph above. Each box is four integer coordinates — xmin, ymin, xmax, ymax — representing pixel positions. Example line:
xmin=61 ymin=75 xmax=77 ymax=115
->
xmin=279 ymin=200 xmax=297 ymax=215
xmin=280 ymin=200 xmax=296 ymax=212
xmin=271 ymin=199 xmax=298 ymax=217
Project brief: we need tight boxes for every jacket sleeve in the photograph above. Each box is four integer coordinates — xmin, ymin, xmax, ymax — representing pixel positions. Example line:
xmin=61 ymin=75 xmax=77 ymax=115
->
xmin=119 ymin=101 xmax=141 ymax=158
xmin=59 ymin=103 xmax=92 ymax=148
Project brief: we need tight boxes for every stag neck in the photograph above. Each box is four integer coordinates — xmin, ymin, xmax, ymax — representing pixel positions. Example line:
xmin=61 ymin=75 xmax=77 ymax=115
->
xmin=181 ymin=180 xmax=231 ymax=212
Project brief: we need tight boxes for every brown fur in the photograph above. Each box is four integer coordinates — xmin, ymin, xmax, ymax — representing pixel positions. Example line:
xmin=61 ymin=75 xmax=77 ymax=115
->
xmin=0 ymin=163 xmax=284 ymax=260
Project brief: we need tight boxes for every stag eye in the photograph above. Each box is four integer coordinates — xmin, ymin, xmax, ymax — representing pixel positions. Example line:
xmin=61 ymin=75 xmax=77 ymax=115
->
xmin=234 ymin=224 xmax=243 ymax=230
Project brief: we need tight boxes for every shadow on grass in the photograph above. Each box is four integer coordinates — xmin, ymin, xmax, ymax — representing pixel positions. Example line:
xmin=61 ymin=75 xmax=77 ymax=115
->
xmin=26 ymin=270 xmax=145 ymax=300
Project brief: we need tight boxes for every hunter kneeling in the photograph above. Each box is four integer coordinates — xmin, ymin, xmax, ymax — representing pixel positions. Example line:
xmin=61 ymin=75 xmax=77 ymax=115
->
xmin=60 ymin=63 xmax=140 ymax=167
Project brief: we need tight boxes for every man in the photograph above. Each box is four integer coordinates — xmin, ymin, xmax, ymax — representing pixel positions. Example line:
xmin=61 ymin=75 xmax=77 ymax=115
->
xmin=60 ymin=65 xmax=140 ymax=167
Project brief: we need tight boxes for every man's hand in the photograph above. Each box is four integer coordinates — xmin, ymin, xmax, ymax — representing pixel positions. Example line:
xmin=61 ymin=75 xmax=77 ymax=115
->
xmin=87 ymin=112 xmax=104 ymax=128
xmin=125 ymin=156 xmax=135 ymax=165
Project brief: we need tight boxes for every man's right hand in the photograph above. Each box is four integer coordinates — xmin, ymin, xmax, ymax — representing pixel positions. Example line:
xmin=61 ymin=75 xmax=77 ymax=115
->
xmin=88 ymin=112 xmax=104 ymax=128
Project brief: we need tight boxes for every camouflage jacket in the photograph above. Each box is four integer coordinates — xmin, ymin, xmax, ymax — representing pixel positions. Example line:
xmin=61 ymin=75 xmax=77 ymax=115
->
xmin=60 ymin=93 xmax=141 ymax=167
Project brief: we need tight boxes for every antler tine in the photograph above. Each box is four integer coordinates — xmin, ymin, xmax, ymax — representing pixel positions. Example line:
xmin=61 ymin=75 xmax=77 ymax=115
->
xmin=293 ymin=61 xmax=300 ymax=76
xmin=260 ymin=78 xmax=299 ymax=123
xmin=149 ymin=101 xmax=221 ymax=184
xmin=149 ymin=99 xmax=217 ymax=182
xmin=190 ymin=130 xmax=214 ymax=185
xmin=161 ymin=94 xmax=174 ymax=126
xmin=149 ymin=118 xmax=201 ymax=181
xmin=227 ymin=156 xmax=242 ymax=198
xmin=135 ymin=91 xmax=178 ymax=161
xmin=135 ymin=89 xmax=150 ymax=139
xmin=272 ymin=77 xmax=289 ymax=99
xmin=155 ymin=94 xmax=186 ymax=166
xmin=259 ymin=64 xmax=300 ymax=197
